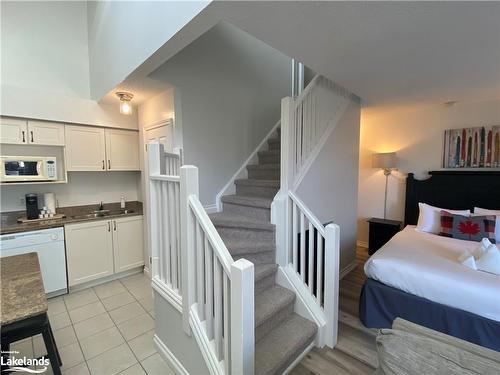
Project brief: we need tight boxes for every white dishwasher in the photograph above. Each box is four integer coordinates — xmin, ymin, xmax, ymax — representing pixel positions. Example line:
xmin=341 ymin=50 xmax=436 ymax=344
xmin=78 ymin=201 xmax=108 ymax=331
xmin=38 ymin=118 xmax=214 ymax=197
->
xmin=0 ymin=227 xmax=68 ymax=297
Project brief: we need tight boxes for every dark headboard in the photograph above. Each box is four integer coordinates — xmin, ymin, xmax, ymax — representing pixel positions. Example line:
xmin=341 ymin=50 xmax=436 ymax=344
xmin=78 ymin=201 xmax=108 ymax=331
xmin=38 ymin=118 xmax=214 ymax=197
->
xmin=404 ymin=171 xmax=500 ymax=225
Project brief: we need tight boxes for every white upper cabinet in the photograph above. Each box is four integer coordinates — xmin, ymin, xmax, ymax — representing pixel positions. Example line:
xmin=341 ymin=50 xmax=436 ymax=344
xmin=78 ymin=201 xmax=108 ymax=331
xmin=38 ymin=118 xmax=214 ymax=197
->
xmin=65 ymin=125 xmax=107 ymax=171
xmin=27 ymin=120 xmax=65 ymax=146
xmin=0 ymin=118 xmax=28 ymax=144
xmin=105 ymin=129 xmax=140 ymax=171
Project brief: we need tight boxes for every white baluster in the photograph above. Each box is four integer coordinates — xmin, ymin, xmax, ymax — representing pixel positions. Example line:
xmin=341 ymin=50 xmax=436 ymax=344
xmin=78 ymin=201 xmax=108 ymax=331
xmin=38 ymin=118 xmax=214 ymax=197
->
xmin=196 ymin=222 xmax=205 ymax=319
xmin=214 ymin=259 xmax=223 ymax=360
xmin=205 ymin=238 xmax=214 ymax=340
xmin=316 ymin=230 xmax=323 ymax=304
xmin=300 ymin=213 xmax=305 ymax=281
xmin=180 ymin=165 xmax=199 ymax=335
xmin=308 ymin=222 xmax=314 ymax=293
xmin=292 ymin=201 xmax=298 ymax=271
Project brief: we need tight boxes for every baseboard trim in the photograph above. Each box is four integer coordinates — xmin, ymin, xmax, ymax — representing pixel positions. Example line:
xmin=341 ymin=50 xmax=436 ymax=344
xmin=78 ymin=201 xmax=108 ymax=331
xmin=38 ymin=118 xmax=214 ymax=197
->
xmin=340 ymin=260 xmax=357 ymax=280
xmin=152 ymin=277 xmax=183 ymax=313
xmin=357 ymin=240 xmax=368 ymax=248
xmin=283 ymin=341 xmax=315 ymax=375
xmin=204 ymin=204 xmax=218 ymax=214
xmin=154 ymin=334 xmax=189 ymax=375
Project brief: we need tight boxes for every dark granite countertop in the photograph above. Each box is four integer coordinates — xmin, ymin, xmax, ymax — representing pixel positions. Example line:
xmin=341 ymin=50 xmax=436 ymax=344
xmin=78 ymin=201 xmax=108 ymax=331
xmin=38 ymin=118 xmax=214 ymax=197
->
xmin=0 ymin=201 xmax=143 ymax=235
xmin=1 ymin=252 xmax=47 ymax=326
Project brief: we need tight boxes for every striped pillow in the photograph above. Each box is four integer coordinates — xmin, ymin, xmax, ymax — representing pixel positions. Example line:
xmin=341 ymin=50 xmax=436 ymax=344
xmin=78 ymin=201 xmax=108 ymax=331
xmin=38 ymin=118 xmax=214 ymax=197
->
xmin=440 ymin=211 xmax=496 ymax=243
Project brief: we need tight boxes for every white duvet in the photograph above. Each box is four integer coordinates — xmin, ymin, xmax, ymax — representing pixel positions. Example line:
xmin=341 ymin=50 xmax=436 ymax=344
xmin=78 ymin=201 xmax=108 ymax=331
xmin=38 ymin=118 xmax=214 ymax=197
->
xmin=364 ymin=226 xmax=500 ymax=322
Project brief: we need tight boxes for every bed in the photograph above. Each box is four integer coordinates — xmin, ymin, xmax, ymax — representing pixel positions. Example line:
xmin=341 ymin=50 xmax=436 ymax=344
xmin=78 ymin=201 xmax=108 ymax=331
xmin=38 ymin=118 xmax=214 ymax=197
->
xmin=359 ymin=170 xmax=500 ymax=351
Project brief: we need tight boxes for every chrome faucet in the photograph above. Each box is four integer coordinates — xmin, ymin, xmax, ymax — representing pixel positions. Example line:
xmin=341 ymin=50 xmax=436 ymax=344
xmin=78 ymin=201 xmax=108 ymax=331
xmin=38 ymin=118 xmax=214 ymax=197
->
xmin=98 ymin=201 xmax=104 ymax=211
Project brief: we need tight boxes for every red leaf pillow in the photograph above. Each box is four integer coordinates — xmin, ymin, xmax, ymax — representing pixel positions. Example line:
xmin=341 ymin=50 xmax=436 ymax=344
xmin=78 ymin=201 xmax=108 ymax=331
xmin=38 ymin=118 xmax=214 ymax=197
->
xmin=440 ymin=211 xmax=496 ymax=243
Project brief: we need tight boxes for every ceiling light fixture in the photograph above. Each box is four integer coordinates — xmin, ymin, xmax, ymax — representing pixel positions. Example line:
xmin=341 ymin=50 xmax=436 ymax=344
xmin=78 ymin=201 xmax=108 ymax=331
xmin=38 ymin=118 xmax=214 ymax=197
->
xmin=116 ymin=92 xmax=134 ymax=115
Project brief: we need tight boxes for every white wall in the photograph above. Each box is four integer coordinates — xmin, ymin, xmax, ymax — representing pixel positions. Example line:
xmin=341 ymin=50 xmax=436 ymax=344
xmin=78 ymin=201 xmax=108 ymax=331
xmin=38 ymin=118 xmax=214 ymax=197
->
xmin=87 ymin=0 xmax=210 ymax=100
xmin=357 ymin=98 xmax=500 ymax=243
xmin=1 ymin=172 xmax=139 ymax=212
xmin=295 ymin=102 xmax=361 ymax=268
xmin=0 ymin=1 xmax=137 ymax=129
xmin=149 ymin=22 xmax=291 ymax=205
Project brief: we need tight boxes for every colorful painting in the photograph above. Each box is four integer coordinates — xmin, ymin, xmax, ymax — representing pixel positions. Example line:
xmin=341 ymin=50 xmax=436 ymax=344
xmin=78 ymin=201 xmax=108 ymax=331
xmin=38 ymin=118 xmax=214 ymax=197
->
xmin=443 ymin=125 xmax=500 ymax=168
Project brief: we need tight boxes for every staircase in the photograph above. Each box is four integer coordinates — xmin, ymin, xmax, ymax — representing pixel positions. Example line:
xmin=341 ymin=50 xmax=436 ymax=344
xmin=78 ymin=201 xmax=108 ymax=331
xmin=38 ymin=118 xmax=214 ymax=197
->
xmin=210 ymin=129 xmax=318 ymax=375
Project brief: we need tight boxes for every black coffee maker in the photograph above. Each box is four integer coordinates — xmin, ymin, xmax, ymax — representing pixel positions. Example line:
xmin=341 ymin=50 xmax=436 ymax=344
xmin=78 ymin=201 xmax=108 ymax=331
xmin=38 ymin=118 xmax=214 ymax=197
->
xmin=25 ymin=194 xmax=39 ymax=220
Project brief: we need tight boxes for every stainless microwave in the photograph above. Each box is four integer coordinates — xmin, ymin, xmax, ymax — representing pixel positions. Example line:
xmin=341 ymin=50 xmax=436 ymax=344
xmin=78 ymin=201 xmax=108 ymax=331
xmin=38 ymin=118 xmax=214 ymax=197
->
xmin=1 ymin=156 xmax=57 ymax=182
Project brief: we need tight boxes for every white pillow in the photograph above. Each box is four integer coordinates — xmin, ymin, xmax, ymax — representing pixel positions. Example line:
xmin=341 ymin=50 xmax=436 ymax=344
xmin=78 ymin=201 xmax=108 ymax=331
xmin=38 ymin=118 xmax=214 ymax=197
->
xmin=473 ymin=207 xmax=500 ymax=243
xmin=416 ymin=203 xmax=470 ymax=234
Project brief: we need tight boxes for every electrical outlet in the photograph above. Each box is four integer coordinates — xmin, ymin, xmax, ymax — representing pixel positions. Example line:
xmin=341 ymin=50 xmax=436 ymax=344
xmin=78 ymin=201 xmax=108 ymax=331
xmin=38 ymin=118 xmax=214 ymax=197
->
xmin=19 ymin=196 xmax=25 ymax=205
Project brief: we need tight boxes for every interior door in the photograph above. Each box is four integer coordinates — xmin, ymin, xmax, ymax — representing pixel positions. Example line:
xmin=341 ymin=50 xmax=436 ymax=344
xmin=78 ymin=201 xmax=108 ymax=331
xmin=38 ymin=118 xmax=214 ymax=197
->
xmin=143 ymin=124 xmax=172 ymax=274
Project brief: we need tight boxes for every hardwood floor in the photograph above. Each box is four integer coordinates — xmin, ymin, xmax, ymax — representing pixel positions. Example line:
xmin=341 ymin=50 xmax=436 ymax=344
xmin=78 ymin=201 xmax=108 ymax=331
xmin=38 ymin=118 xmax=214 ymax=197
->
xmin=291 ymin=247 xmax=378 ymax=375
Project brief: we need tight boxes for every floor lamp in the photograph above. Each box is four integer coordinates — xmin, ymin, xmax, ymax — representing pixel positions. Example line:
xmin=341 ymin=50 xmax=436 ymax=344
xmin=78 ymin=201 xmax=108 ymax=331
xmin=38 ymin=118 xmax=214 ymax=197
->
xmin=372 ymin=152 xmax=397 ymax=219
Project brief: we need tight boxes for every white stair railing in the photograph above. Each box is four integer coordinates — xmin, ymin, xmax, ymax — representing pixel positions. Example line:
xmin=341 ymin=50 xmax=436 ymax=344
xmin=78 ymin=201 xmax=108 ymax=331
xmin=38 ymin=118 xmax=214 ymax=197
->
xmin=181 ymin=165 xmax=254 ymax=375
xmin=273 ymin=74 xmax=348 ymax=348
xmin=149 ymin=143 xmax=182 ymax=310
xmin=284 ymin=75 xmax=353 ymax=189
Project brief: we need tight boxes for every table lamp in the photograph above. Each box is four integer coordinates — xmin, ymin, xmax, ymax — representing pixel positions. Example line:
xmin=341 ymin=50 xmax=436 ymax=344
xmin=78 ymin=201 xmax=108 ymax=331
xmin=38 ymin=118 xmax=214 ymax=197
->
xmin=372 ymin=152 xmax=397 ymax=219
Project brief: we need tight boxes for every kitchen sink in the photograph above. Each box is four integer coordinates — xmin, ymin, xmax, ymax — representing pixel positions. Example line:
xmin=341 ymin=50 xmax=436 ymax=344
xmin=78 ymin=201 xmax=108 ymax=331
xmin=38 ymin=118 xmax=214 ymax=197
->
xmin=70 ymin=209 xmax=135 ymax=220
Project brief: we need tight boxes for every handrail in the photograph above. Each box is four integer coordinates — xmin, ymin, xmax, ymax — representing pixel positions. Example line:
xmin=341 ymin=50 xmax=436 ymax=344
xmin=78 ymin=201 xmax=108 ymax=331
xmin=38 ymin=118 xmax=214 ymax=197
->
xmin=150 ymin=174 xmax=180 ymax=182
xmin=188 ymin=195 xmax=234 ymax=274
xmin=288 ymin=191 xmax=325 ymax=236
xmin=294 ymin=74 xmax=321 ymax=107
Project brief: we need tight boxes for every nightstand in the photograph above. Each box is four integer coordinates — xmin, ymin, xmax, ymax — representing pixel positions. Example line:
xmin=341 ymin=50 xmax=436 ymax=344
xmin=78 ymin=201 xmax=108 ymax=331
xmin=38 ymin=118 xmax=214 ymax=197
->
xmin=367 ymin=218 xmax=402 ymax=255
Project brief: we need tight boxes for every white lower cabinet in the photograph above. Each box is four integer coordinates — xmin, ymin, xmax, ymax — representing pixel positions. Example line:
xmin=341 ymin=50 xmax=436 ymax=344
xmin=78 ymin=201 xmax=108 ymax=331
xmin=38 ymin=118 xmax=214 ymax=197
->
xmin=112 ymin=216 xmax=144 ymax=272
xmin=65 ymin=220 xmax=114 ymax=286
xmin=65 ymin=216 xmax=144 ymax=287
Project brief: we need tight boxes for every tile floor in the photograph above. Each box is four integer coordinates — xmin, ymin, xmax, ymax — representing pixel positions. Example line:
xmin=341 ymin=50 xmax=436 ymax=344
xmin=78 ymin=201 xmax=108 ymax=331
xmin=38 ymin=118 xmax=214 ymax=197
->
xmin=10 ymin=273 xmax=175 ymax=375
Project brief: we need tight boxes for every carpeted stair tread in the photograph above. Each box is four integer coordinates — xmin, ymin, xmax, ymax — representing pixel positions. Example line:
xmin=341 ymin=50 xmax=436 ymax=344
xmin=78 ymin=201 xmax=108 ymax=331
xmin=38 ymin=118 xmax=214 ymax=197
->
xmin=254 ymin=263 xmax=278 ymax=283
xmin=246 ymin=164 xmax=280 ymax=171
xmin=220 ymin=194 xmax=273 ymax=209
xmin=234 ymin=179 xmax=280 ymax=187
xmin=223 ymin=237 xmax=276 ymax=255
xmin=255 ymin=314 xmax=317 ymax=375
xmin=267 ymin=137 xmax=281 ymax=145
xmin=209 ymin=212 xmax=275 ymax=231
xmin=255 ymin=285 xmax=295 ymax=330
xmin=258 ymin=150 xmax=280 ymax=157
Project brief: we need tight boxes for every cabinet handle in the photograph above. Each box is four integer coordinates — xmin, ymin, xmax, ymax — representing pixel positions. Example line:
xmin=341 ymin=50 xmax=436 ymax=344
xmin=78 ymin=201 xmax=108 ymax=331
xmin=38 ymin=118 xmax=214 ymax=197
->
xmin=108 ymin=160 xmax=111 ymax=169
xmin=108 ymin=222 xmax=111 ymax=231
xmin=102 ymin=160 xmax=105 ymax=170
xmin=30 ymin=131 xmax=34 ymax=143
xmin=22 ymin=131 xmax=25 ymax=143
xmin=113 ymin=221 xmax=117 ymax=231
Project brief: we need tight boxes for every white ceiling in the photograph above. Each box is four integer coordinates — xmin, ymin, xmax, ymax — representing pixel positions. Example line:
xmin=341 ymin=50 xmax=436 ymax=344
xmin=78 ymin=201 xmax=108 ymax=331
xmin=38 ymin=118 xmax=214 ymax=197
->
xmin=111 ymin=1 xmax=500 ymax=108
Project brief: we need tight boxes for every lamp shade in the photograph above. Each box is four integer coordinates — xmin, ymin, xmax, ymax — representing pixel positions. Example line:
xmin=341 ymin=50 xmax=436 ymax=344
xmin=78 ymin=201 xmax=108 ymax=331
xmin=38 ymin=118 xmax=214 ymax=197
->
xmin=372 ymin=152 xmax=397 ymax=169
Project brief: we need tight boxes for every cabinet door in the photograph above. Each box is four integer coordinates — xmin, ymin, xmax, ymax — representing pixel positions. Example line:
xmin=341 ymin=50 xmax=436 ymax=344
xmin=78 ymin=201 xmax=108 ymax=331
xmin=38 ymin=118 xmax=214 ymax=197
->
xmin=105 ymin=129 xmax=140 ymax=171
xmin=65 ymin=220 xmax=114 ymax=286
xmin=112 ymin=216 xmax=144 ymax=273
xmin=0 ymin=118 xmax=28 ymax=144
xmin=65 ymin=125 xmax=106 ymax=171
xmin=28 ymin=121 xmax=65 ymax=146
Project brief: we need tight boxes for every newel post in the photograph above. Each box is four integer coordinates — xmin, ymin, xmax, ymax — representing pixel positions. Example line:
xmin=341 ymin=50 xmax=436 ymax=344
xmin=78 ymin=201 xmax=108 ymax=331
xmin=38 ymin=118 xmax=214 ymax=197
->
xmin=180 ymin=165 xmax=199 ymax=335
xmin=148 ymin=143 xmax=162 ymax=278
xmin=324 ymin=224 xmax=340 ymax=348
xmin=276 ymin=97 xmax=295 ymax=266
xmin=231 ymin=259 xmax=255 ymax=375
